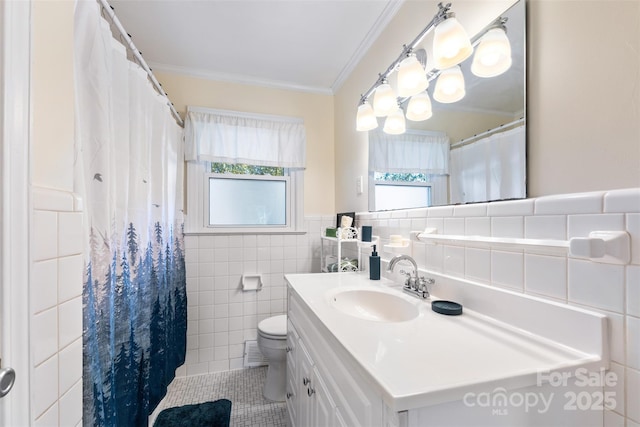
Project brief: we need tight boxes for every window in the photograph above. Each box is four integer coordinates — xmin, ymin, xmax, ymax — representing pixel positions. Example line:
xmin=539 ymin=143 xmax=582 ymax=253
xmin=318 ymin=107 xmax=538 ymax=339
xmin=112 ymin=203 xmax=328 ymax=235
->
xmin=368 ymin=130 xmax=450 ymax=211
xmin=184 ymin=107 xmax=306 ymax=234
xmin=373 ymin=172 xmax=432 ymax=211
xmin=206 ymin=163 xmax=289 ymax=228
xmin=186 ymin=160 xmax=302 ymax=233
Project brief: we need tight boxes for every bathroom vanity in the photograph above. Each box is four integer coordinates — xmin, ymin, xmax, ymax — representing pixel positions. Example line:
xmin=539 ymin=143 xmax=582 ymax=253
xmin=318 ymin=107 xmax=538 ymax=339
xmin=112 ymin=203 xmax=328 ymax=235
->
xmin=285 ymin=272 xmax=609 ymax=427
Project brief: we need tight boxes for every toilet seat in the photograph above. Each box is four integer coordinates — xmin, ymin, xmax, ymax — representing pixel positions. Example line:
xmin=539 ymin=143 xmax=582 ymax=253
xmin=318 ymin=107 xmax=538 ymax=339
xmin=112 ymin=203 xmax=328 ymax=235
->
xmin=258 ymin=314 xmax=287 ymax=340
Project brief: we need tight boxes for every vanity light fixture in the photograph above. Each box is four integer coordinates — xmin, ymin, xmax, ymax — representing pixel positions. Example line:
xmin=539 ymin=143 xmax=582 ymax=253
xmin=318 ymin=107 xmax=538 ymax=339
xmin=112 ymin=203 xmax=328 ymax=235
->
xmin=372 ymin=81 xmax=397 ymax=117
xmin=383 ymin=105 xmax=406 ymax=135
xmin=471 ymin=18 xmax=512 ymax=78
xmin=355 ymin=2 xmax=511 ymax=135
xmin=432 ymin=10 xmax=473 ymax=70
xmin=397 ymin=54 xmax=429 ymax=98
xmin=433 ymin=65 xmax=466 ymax=103
xmin=406 ymin=90 xmax=433 ymax=121
xmin=356 ymin=101 xmax=378 ymax=131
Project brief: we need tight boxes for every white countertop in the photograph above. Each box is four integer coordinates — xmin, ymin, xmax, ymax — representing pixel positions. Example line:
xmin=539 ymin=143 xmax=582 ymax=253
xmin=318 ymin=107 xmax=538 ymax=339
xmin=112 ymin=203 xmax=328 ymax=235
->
xmin=285 ymin=272 xmax=607 ymax=411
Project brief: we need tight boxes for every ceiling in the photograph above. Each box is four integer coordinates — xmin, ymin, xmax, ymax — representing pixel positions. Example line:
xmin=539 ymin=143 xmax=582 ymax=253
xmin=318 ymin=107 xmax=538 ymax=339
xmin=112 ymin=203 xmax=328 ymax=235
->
xmin=109 ymin=0 xmax=403 ymax=95
xmin=108 ymin=0 xmax=524 ymax=117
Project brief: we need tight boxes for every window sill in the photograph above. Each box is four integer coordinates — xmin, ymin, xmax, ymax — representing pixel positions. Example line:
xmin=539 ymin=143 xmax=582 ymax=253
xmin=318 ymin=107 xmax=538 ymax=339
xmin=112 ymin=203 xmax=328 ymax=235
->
xmin=184 ymin=229 xmax=307 ymax=236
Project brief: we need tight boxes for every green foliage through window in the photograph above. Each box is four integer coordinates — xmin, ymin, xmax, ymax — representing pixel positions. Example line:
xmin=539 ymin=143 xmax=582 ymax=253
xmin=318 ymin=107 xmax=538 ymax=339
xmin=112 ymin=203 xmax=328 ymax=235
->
xmin=211 ymin=162 xmax=284 ymax=176
xmin=374 ymin=172 xmax=427 ymax=182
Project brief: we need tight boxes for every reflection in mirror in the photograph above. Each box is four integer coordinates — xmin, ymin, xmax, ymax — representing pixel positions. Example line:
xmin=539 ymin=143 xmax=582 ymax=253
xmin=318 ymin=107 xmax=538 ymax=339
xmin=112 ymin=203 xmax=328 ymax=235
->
xmin=368 ymin=0 xmax=526 ymax=211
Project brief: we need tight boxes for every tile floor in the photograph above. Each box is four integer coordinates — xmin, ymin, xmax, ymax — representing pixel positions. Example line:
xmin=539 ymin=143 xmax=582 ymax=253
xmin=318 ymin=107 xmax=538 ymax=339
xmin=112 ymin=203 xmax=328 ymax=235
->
xmin=150 ymin=367 xmax=288 ymax=427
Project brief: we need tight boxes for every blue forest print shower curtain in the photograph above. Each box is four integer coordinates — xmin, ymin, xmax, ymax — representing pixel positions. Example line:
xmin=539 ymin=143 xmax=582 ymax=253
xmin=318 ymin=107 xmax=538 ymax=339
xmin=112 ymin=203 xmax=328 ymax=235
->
xmin=74 ymin=1 xmax=186 ymax=425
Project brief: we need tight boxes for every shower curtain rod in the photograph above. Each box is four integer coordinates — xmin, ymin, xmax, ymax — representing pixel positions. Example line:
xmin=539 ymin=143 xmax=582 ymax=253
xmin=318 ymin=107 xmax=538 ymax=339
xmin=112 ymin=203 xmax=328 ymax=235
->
xmin=97 ymin=0 xmax=184 ymax=128
xmin=450 ymin=117 xmax=525 ymax=149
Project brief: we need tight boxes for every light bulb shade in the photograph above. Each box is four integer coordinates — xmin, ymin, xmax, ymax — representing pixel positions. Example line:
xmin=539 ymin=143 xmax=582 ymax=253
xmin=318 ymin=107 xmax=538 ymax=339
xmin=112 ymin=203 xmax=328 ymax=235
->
xmin=406 ymin=91 xmax=433 ymax=121
xmin=471 ymin=27 xmax=512 ymax=78
xmin=383 ymin=107 xmax=406 ymax=135
xmin=433 ymin=16 xmax=473 ymax=70
xmin=397 ymin=55 xmax=429 ymax=98
xmin=433 ymin=66 xmax=465 ymax=103
xmin=373 ymin=83 xmax=397 ymax=117
xmin=356 ymin=102 xmax=378 ymax=131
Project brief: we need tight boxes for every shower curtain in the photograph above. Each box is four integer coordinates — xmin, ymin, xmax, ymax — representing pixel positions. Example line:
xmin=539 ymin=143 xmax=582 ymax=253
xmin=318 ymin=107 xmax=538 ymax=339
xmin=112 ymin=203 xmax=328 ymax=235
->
xmin=449 ymin=125 xmax=526 ymax=204
xmin=74 ymin=1 xmax=186 ymax=425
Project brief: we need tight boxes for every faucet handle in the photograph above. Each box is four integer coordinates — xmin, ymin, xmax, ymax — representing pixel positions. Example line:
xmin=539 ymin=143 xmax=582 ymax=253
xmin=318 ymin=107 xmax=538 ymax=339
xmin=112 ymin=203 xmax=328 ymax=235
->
xmin=418 ymin=276 xmax=434 ymax=293
xmin=400 ymin=271 xmax=412 ymax=288
xmin=423 ymin=277 xmax=435 ymax=285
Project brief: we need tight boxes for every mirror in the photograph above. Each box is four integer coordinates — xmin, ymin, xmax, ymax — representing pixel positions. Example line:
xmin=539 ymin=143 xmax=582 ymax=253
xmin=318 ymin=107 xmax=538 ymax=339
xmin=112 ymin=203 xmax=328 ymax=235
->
xmin=370 ymin=0 xmax=526 ymax=209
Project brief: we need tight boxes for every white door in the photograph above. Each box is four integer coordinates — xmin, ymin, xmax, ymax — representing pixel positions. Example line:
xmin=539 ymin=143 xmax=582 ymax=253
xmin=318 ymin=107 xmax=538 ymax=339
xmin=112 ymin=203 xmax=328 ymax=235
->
xmin=0 ymin=0 xmax=32 ymax=424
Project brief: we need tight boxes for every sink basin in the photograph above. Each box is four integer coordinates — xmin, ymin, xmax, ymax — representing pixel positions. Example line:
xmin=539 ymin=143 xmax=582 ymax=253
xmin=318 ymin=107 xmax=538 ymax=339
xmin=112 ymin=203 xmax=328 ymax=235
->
xmin=328 ymin=289 xmax=419 ymax=322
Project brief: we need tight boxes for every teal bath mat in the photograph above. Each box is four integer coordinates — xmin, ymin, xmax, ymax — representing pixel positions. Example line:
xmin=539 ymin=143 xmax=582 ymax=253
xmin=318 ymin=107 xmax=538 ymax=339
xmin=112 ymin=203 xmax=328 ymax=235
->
xmin=154 ymin=399 xmax=232 ymax=427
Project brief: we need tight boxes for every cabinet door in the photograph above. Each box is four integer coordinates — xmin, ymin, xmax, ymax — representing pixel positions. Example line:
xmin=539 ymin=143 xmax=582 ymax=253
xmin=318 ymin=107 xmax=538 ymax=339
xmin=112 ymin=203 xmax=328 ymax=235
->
xmin=286 ymin=321 xmax=299 ymax=425
xmin=311 ymin=366 xmax=337 ymax=427
xmin=297 ymin=340 xmax=314 ymax=427
xmin=286 ymin=374 xmax=298 ymax=426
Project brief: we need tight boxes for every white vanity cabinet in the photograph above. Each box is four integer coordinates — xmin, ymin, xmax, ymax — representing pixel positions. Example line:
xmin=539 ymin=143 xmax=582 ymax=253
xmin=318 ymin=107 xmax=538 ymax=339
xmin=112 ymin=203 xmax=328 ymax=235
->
xmin=287 ymin=289 xmax=384 ymax=427
xmin=285 ymin=272 xmax=608 ymax=427
xmin=286 ymin=319 xmax=338 ymax=426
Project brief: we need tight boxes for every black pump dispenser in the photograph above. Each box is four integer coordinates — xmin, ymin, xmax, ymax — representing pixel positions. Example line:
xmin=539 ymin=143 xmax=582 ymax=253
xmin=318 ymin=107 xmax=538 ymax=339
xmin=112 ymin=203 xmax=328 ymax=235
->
xmin=369 ymin=245 xmax=380 ymax=280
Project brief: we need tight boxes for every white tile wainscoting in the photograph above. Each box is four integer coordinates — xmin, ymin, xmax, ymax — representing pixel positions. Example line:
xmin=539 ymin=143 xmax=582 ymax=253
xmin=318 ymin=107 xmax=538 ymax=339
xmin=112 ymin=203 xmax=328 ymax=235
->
xmin=180 ymin=188 xmax=640 ymax=427
xmin=359 ymin=188 xmax=640 ymax=427
xmin=31 ymin=187 xmax=84 ymax=426
xmin=180 ymin=216 xmax=336 ymax=377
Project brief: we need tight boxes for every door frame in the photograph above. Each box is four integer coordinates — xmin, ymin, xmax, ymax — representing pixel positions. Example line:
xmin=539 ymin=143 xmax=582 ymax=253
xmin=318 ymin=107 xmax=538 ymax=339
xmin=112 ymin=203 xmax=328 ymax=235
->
xmin=1 ymin=0 xmax=32 ymax=424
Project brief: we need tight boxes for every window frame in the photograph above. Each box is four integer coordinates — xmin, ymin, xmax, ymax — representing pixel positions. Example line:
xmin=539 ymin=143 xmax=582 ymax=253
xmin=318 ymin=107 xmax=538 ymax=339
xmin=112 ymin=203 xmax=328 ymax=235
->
xmin=369 ymin=173 xmax=434 ymax=212
xmin=185 ymin=160 xmax=304 ymax=235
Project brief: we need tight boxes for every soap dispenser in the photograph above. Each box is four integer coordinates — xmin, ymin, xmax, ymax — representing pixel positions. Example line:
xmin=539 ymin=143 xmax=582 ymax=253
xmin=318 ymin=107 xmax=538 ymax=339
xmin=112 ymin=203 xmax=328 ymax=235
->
xmin=369 ymin=245 xmax=380 ymax=280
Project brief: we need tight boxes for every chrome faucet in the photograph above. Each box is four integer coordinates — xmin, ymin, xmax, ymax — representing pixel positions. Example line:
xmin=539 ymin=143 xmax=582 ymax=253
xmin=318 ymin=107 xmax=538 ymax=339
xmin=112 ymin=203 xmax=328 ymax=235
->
xmin=386 ymin=254 xmax=434 ymax=299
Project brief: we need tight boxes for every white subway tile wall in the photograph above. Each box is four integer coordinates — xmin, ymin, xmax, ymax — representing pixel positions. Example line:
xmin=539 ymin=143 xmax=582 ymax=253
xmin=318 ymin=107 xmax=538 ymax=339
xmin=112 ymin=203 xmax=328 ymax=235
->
xmin=180 ymin=215 xmax=335 ymax=377
xmin=31 ymin=187 xmax=84 ymax=426
xmin=182 ymin=188 xmax=640 ymax=426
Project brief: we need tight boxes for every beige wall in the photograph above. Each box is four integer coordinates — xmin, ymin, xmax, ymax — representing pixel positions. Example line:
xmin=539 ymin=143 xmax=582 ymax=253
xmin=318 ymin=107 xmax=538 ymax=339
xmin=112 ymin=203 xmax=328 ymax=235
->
xmin=32 ymin=0 xmax=75 ymax=191
xmin=335 ymin=0 xmax=640 ymax=213
xmin=527 ymin=0 xmax=640 ymax=197
xmin=30 ymin=1 xmax=84 ymax=425
xmin=154 ymin=72 xmax=336 ymax=215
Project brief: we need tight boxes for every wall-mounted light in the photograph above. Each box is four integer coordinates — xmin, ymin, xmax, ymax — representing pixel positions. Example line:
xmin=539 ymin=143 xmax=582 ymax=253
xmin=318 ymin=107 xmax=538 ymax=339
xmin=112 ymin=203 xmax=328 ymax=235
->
xmin=433 ymin=65 xmax=465 ymax=103
xmin=471 ymin=21 xmax=512 ymax=78
xmin=356 ymin=102 xmax=378 ymax=131
xmin=373 ymin=81 xmax=396 ymax=117
xmin=356 ymin=3 xmax=511 ymax=135
xmin=383 ymin=105 xmax=406 ymax=135
xmin=406 ymin=90 xmax=433 ymax=121
xmin=397 ymin=54 xmax=429 ymax=98
xmin=432 ymin=12 xmax=473 ymax=70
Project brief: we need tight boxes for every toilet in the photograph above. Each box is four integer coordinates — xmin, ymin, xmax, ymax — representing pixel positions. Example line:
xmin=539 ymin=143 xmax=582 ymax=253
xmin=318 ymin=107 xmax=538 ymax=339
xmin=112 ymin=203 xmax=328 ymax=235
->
xmin=257 ymin=314 xmax=288 ymax=401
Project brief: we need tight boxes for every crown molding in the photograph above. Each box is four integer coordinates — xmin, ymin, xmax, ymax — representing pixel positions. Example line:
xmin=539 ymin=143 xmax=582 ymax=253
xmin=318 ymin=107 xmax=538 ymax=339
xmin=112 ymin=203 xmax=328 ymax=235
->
xmin=148 ymin=61 xmax=334 ymax=96
xmin=331 ymin=0 xmax=405 ymax=93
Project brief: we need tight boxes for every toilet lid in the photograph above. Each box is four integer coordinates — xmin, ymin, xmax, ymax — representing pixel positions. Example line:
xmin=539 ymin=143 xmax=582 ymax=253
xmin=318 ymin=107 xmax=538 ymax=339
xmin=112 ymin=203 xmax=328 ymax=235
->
xmin=258 ymin=314 xmax=287 ymax=337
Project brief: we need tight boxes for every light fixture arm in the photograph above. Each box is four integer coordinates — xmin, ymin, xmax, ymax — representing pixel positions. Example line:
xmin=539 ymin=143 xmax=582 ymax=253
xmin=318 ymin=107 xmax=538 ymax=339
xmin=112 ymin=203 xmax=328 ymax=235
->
xmin=358 ymin=2 xmax=453 ymax=106
xmin=470 ymin=16 xmax=509 ymax=46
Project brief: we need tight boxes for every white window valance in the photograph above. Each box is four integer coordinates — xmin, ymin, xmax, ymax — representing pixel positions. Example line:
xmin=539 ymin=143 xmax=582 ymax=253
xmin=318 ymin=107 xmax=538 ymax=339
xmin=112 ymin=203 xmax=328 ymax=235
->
xmin=185 ymin=107 xmax=306 ymax=169
xmin=369 ymin=129 xmax=450 ymax=175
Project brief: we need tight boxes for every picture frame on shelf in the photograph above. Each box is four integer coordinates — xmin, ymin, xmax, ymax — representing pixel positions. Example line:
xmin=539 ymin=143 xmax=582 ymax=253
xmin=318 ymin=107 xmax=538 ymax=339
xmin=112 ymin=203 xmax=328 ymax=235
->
xmin=336 ymin=212 xmax=355 ymax=229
